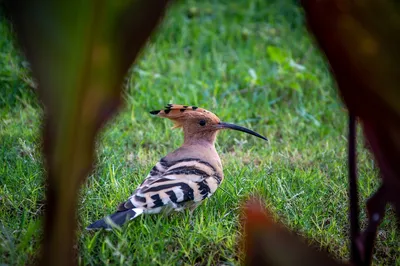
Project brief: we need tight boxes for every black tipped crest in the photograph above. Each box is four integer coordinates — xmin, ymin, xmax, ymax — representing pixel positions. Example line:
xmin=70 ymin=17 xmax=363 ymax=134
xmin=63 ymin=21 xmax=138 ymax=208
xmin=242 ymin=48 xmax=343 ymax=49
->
xmin=150 ymin=110 xmax=160 ymax=115
xmin=148 ymin=104 xmax=221 ymax=128
xmin=150 ymin=104 xmax=206 ymax=117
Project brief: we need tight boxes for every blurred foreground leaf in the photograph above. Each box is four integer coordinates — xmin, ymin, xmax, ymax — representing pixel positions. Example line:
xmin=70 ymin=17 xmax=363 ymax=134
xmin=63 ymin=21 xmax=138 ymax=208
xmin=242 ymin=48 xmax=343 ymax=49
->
xmin=302 ymin=0 xmax=400 ymax=209
xmin=302 ymin=0 xmax=400 ymax=265
xmin=3 ymin=1 xmax=170 ymax=265
xmin=241 ymin=198 xmax=347 ymax=266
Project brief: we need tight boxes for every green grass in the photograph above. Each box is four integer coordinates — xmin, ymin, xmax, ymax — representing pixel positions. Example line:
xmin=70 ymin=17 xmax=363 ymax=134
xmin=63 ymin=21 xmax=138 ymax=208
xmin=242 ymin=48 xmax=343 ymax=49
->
xmin=1 ymin=0 xmax=399 ymax=265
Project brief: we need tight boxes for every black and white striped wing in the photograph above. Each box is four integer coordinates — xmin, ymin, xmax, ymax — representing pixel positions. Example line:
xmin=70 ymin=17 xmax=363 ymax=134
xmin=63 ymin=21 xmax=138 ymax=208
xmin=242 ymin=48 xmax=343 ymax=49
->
xmin=115 ymin=160 xmax=168 ymax=212
xmin=122 ymin=158 xmax=222 ymax=214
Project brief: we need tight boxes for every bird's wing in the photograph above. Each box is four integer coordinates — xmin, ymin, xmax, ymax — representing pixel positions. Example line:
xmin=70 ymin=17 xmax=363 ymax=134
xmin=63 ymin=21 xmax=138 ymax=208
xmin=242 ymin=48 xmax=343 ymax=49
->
xmin=116 ymin=159 xmax=168 ymax=212
xmin=117 ymin=157 xmax=222 ymax=213
xmin=138 ymin=159 xmax=169 ymax=187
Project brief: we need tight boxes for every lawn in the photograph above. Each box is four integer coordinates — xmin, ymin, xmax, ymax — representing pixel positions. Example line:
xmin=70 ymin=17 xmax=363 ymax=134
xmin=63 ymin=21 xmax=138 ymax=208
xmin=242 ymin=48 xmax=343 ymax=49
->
xmin=0 ymin=0 xmax=399 ymax=265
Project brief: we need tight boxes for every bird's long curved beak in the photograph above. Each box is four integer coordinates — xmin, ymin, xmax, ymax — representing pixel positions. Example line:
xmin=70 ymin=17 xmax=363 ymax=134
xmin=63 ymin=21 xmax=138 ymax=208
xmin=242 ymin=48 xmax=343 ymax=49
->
xmin=217 ymin=122 xmax=268 ymax=141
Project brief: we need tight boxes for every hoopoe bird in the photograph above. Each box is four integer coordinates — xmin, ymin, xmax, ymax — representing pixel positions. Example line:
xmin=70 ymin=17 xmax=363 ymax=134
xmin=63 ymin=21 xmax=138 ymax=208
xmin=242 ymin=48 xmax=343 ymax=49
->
xmin=87 ymin=104 xmax=267 ymax=229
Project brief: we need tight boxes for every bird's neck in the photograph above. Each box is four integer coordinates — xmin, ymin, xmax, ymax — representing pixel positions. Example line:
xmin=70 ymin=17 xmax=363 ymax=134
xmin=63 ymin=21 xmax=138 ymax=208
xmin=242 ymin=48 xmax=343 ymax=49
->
xmin=182 ymin=132 xmax=217 ymax=147
xmin=179 ymin=132 xmax=223 ymax=178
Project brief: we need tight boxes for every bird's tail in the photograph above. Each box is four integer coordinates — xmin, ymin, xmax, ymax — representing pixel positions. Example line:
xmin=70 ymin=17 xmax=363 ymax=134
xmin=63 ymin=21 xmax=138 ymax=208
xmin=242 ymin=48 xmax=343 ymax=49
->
xmin=86 ymin=208 xmax=143 ymax=230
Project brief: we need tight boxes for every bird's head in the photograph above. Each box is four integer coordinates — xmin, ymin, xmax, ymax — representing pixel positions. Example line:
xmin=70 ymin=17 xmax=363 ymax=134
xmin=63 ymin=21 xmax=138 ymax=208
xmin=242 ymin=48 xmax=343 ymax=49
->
xmin=150 ymin=104 xmax=268 ymax=145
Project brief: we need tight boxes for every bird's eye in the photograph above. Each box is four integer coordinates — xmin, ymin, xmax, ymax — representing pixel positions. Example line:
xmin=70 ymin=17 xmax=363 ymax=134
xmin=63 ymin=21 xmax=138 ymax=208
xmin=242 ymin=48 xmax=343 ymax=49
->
xmin=199 ymin=120 xmax=206 ymax=126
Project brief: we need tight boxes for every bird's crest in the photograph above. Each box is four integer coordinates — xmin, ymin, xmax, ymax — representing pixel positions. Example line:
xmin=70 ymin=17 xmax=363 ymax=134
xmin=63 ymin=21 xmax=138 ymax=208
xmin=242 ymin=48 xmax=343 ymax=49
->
xmin=150 ymin=104 xmax=220 ymax=128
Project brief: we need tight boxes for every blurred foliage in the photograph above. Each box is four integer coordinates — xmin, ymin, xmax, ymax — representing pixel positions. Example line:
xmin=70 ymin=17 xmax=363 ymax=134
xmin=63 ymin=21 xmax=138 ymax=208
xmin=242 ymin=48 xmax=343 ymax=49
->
xmin=302 ymin=0 xmax=400 ymax=265
xmin=242 ymin=198 xmax=347 ymax=266
xmin=3 ymin=0 xmax=170 ymax=265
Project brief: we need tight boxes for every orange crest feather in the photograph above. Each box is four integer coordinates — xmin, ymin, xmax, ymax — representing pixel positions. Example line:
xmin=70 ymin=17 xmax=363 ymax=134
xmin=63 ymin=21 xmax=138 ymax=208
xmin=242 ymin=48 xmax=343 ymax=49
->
xmin=149 ymin=104 xmax=220 ymax=129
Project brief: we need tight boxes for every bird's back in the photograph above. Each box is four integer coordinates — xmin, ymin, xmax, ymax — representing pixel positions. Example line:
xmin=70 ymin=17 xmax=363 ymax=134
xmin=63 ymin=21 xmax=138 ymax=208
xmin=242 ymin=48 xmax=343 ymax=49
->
xmin=119 ymin=143 xmax=224 ymax=215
